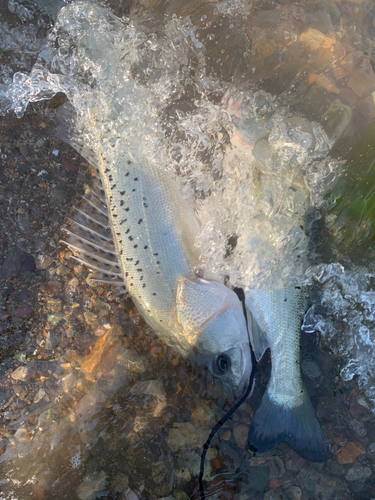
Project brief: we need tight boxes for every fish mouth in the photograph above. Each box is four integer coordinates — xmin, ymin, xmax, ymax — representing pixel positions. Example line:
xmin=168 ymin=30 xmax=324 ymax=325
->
xmin=236 ymin=341 xmax=253 ymax=398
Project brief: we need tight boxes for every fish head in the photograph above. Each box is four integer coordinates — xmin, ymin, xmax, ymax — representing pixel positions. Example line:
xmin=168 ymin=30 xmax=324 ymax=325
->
xmin=176 ymin=277 xmax=252 ymax=397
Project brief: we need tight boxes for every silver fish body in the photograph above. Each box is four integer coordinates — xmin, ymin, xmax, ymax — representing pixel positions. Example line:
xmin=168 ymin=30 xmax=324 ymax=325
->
xmin=246 ymin=287 xmax=328 ymax=462
xmin=61 ymin=126 xmax=252 ymax=397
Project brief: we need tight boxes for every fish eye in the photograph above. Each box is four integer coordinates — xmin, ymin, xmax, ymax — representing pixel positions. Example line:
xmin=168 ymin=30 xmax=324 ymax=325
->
xmin=216 ymin=354 xmax=231 ymax=374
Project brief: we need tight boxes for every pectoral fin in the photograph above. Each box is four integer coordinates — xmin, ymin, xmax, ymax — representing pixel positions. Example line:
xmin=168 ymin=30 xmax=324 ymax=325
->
xmin=176 ymin=277 xmax=226 ymax=335
xmin=248 ymin=389 xmax=328 ymax=462
xmin=246 ymin=306 xmax=270 ymax=362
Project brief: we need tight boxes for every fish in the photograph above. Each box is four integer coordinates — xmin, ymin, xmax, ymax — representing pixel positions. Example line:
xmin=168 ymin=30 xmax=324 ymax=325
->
xmin=246 ymin=287 xmax=328 ymax=462
xmin=58 ymin=105 xmax=252 ymax=397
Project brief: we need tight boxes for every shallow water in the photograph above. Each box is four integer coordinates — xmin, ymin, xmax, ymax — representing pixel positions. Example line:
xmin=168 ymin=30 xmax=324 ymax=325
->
xmin=1 ymin=0 xmax=375 ymax=499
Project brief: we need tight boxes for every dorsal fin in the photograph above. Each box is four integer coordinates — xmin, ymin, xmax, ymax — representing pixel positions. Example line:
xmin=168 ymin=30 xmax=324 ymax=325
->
xmin=57 ymin=104 xmax=126 ymax=291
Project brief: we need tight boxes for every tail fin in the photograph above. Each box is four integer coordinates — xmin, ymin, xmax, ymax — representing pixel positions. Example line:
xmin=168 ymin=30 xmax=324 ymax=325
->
xmin=248 ymin=390 xmax=328 ymax=462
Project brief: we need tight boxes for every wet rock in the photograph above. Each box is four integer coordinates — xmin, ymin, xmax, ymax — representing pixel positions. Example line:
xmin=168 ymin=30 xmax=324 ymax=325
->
xmin=11 ymin=365 xmax=31 ymax=381
xmin=325 ymin=460 xmax=346 ymax=475
xmin=76 ymin=470 xmax=107 ymax=500
xmin=50 ymin=184 xmax=65 ymax=207
xmin=17 ymin=303 xmax=33 ymax=318
xmin=285 ymin=449 xmax=306 ymax=472
xmin=117 ymin=349 xmax=147 ymax=374
xmin=173 ymin=491 xmax=189 ymax=500
xmin=300 ymin=28 xmax=325 ymax=51
xmin=45 ymin=313 xmax=64 ymax=326
xmin=174 ymin=467 xmax=191 ymax=484
xmin=35 ymin=255 xmax=54 ymax=270
xmin=110 ymin=472 xmax=129 ymax=493
xmin=241 ymin=465 xmax=270 ymax=493
xmin=268 ymin=456 xmax=285 ymax=479
xmin=21 ymin=254 xmax=36 ymax=273
xmin=188 ymin=450 xmax=212 ymax=481
xmin=335 ymin=441 xmax=366 ymax=464
xmin=19 ymin=143 xmax=28 ymax=157
xmin=166 ymin=421 xmax=208 ymax=452
xmin=0 ymin=246 xmax=24 ymax=279
xmin=301 ymin=359 xmax=322 ymax=379
xmin=45 ymin=298 xmax=62 ymax=313
xmin=263 ymin=487 xmax=288 ymax=500
xmin=347 ymin=65 xmax=375 ymax=99
xmin=285 ymin=485 xmax=302 ymax=500
xmin=191 ymin=400 xmax=221 ymax=425
xmin=33 ymin=388 xmax=46 ymax=404
xmin=233 ymin=424 xmax=248 ymax=448
xmin=345 ymin=465 xmax=372 ymax=482
xmin=84 ymin=311 xmax=99 ymax=329
xmin=38 ymin=408 xmax=59 ymax=427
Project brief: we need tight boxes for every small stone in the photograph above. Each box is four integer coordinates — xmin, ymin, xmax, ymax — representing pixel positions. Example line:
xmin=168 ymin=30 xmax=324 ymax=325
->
xmin=17 ymin=304 xmax=33 ymax=319
xmin=233 ymin=424 xmax=248 ymax=448
xmin=46 ymin=298 xmax=62 ymax=313
xmin=38 ymin=408 xmax=59 ymax=427
xmin=345 ymin=466 xmax=372 ymax=482
xmin=174 ymin=467 xmax=191 ymax=484
xmin=263 ymin=487 xmax=288 ymax=500
xmin=46 ymin=313 xmax=63 ymax=326
xmin=19 ymin=143 xmax=28 ymax=156
xmin=174 ymin=491 xmax=189 ymax=500
xmin=335 ymin=441 xmax=366 ymax=464
xmin=35 ymin=255 xmax=54 ymax=271
xmin=11 ymin=366 xmax=31 ymax=381
xmin=300 ymin=28 xmax=325 ymax=51
xmin=56 ymin=265 xmax=70 ymax=276
xmin=191 ymin=400 xmax=221 ymax=425
xmin=117 ymin=351 xmax=147 ymax=373
xmin=33 ymin=388 xmax=46 ymax=404
xmin=188 ymin=450 xmax=212 ymax=480
xmin=268 ymin=456 xmax=285 ymax=479
xmin=166 ymin=421 xmax=208 ymax=452
xmin=285 ymin=485 xmax=302 ymax=500
xmin=76 ymin=470 xmax=107 ymax=500
xmin=301 ymin=359 xmax=322 ymax=379
xmin=285 ymin=449 xmax=306 ymax=472
xmin=84 ymin=311 xmax=99 ymax=329
xmin=36 ymin=138 xmax=45 ymax=147
xmin=244 ymin=466 xmax=269 ymax=492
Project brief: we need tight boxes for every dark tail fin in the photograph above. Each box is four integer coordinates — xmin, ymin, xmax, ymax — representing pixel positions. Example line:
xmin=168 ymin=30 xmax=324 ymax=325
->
xmin=248 ymin=390 xmax=328 ymax=462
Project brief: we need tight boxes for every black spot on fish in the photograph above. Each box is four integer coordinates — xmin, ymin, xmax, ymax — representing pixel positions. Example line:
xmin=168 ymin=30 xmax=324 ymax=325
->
xmin=142 ymin=283 xmax=146 ymax=288
xmin=130 ymin=283 xmax=133 ymax=286
xmin=125 ymin=171 xmax=130 ymax=176
xmin=113 ymin=214 xmax=118 ymax=217
xmin=137 ymin=268 xmax=142 ymax=272
xmin=119 ymin=240 xmax=122 ymax=243
xmin=125 ymin=208 xmax=129 ymax=212
xmin=160 ymin=320 xmax=163 ymax=322
xmin=127 ymin=161 xmax=131 ymax=165
xmin=120 ymin=219 xmax=127 ymax=225
xmin=143 ymin=203 xmax=148 ymax=208
xmin=129 ymin=236 xmax=133 ymax=241
xmin=138 ymin=219 xmax=143 ymax=224
xmin=134 ymin=177 xmax=138 ymax=181
xmin=134 ymin=244 xmax=138 ymax=248
xmin=120 ymin=200 xmax=124 ymax=206
xmin=132 ymin=189 xmax=136 ymax=192
xmin=143 ymin=197 xmax=147 ymax=201
xmin=156 ymin=261 xmax=160 ymax=264
xmin=125 ymin=229 xmax=130 ymax=234
xmin=109 ymin=174 xmax=113 ymax=181
xmin=126 ymin=257 xmax=133 ymax=262
xmin=120 ymin=250 xmax=123 ymax=255
xmin=111 ymin=184 xmax=117 ymax=190
xmin=156 ymin=271 xmax=161 ymax=274
xmin=125 ymin=272 xmax=128 ymax=277
xmin=135 ymin=260 xmax=139 ymax=265
xmin=144 ymin=245 xmax=148 ymax=249
xmin=153 ymin=253 xmax=158 ymax=256
xmin=116 ymin=232 xmax=121 ymax=236
xmin=120 ymin=191 xmax=125 ymax=195
xmin=140 ymin=276 xmax=143 ymax=281
xmin=152 ymin=292 xmax=156 ymax=296
xmin=105 ymin=168 xmax=110 ymax=173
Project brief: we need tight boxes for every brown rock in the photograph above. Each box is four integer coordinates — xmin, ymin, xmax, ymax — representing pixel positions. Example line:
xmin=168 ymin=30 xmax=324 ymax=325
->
xmin=335 ymin=441 xmax=366 ymax=464
xmin=347 ymin=65 xmax=375 ymax=98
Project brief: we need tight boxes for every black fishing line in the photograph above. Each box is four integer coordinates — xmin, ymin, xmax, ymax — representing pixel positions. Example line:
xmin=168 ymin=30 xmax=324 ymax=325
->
xmin=199 ymin=287 xmax=257 ymax=500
